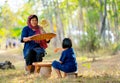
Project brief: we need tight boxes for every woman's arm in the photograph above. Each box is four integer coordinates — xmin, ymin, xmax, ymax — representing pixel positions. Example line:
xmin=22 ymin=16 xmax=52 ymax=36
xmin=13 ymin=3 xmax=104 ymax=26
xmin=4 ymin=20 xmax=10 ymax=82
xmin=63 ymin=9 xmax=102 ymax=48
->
xmin=21 ymin=27 xmax=31 ymax=43
xmin=23 ymin=37 xmax=31 ymax=42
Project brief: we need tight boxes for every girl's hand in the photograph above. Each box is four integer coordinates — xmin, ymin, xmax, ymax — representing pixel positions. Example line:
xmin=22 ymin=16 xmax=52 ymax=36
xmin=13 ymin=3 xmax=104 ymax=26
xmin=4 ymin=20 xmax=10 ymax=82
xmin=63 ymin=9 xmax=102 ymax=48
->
xmin=59 ymin=61 xmax=62 ymax=64
xmin=54 ymin=48 xmax=63 ymax=53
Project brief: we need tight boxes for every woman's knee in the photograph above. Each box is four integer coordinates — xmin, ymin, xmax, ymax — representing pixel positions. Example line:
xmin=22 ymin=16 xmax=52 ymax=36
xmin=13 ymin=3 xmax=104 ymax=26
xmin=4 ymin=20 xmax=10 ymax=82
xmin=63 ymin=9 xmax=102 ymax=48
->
xmin=25 ymin=49 xmax=36 ymax=64
xmin=28 ymin=49 xmax=36 ymax=55
xmin=36 ymin=56 xmax=43 ymax=62
xmin=26 ymin=49 xmax=36 ymax=57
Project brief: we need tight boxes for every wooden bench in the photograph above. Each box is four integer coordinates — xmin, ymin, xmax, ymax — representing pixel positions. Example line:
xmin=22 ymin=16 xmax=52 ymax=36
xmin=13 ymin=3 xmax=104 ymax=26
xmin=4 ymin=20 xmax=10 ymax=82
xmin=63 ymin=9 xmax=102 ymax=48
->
xmin=32 ymin=61 xmax=52 ymax=78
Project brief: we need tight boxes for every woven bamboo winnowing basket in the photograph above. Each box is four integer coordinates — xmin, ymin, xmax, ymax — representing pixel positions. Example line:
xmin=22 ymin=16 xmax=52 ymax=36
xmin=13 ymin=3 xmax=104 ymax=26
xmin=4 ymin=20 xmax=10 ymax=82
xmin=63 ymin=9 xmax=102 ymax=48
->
xmin=30 ymin=33 xmax=56 ymax=40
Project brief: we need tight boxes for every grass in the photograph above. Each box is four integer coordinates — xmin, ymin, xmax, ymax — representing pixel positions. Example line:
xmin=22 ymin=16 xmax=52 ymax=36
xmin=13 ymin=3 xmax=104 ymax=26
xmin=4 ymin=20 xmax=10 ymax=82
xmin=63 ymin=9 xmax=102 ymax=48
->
xmin=0 ymin=47 xmax=120 ymax=83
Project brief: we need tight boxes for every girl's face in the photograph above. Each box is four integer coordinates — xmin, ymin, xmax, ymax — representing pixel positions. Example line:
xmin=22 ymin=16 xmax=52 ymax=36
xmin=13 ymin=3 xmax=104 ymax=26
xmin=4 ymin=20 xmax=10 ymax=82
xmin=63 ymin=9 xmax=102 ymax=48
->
xmin=30 ymin=18 xmax=38 ymax=27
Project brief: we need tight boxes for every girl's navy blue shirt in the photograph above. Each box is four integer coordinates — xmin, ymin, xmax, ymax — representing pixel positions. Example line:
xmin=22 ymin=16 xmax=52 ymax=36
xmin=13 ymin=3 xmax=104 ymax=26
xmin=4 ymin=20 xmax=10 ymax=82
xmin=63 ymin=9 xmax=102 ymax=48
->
xmin=21 ymin=26 xmax=40 ymax=58
xmin=60 ymin=48 xmax=77 ymax=66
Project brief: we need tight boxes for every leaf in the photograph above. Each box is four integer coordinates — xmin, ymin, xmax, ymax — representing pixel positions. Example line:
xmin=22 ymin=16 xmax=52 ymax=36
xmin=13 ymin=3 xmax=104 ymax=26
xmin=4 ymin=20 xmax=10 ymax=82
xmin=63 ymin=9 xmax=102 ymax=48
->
xmin=82 ymin=63 xmax=91 ymax=69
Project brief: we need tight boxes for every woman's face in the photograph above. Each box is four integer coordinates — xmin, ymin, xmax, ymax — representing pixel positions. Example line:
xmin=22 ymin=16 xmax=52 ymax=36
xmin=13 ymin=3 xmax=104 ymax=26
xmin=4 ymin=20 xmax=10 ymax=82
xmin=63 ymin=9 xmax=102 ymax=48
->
xmin=30 ymin=17 xmax=38 ymax=27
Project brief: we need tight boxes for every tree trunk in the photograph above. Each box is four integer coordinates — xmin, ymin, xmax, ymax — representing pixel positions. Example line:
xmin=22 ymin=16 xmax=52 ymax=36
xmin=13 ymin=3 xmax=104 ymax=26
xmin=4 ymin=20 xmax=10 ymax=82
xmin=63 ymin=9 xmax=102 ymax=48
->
xmin=99 ymin=0 xmax=107 ymax=45
xmin=54 ymin=1 xmax=64 ymax=46
xmin=112 ymin=0 xmax=119 ymax=42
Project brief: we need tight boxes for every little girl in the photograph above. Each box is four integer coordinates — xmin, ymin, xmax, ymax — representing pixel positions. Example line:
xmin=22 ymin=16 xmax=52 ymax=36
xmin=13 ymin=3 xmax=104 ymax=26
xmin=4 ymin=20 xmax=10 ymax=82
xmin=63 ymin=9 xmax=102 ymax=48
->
xmin=52 ymin=38 xmax=77 ymax=78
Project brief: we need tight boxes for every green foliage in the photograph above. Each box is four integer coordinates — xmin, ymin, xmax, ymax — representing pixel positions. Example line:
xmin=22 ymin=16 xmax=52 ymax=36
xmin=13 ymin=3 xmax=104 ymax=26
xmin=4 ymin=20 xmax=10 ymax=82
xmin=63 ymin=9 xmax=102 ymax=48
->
xmin=16 ymin=3 xmax=34 ymax=26
xmin=1 ymin=4 xmax=15 ymax=29
xmin=10 ymin=28 xmax=21 ymax=38
xmin=60 ymin=0 xmax=78 ymax=9
xmin=79 ymin=26 xmax=100 ymax=52
xmin=0 ymin=28 xmax=6 ymax=37
xmin=112 ymin=43 xmax=120 ymax=55
xmin=80 ymin=56 xmax=88 ymax=61
xmin=78 ymin=0 xmax=100 ymax=8
xmin=0 ymin=0 xmax=119 ymax=49
xmin=87 ymin=9 xmax=99 ymax=24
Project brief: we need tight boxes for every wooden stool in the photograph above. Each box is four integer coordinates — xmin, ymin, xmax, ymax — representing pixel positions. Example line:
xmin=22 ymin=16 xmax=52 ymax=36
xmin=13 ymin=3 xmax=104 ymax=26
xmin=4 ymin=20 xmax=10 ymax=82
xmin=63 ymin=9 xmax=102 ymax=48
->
xmin=32 ymin=61 xmax=52 ymax=78
xmin=66 ymin=71 xmax=78 ymax=78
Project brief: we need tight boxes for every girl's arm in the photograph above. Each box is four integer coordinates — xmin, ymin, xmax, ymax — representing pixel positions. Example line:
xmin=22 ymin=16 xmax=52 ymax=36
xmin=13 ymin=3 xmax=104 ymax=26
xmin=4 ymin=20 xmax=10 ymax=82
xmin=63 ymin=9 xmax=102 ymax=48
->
xmin=54 ymin=48 xmax=64 ymax=53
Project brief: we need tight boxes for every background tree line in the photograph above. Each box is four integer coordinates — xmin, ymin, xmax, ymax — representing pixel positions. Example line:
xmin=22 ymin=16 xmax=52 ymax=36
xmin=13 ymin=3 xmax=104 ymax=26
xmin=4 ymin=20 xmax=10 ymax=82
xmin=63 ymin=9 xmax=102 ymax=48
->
xmin=0 ymin=0 xmax=120 ymax=53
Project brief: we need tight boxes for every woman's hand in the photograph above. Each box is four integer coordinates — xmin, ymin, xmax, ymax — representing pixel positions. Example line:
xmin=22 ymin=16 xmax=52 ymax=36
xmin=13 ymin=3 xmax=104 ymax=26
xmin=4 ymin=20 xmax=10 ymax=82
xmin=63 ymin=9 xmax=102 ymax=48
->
xmin=46 ymin=39 xmax=50 ymax=43
xmin=23 ymin=37 xmax=31 ymax=42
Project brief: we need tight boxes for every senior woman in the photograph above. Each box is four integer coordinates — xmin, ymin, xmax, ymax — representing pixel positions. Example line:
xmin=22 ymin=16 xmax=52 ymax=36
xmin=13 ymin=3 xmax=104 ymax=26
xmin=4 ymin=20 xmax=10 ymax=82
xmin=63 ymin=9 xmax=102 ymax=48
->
xmin=21 ymin=15 xmax=50 ymax=74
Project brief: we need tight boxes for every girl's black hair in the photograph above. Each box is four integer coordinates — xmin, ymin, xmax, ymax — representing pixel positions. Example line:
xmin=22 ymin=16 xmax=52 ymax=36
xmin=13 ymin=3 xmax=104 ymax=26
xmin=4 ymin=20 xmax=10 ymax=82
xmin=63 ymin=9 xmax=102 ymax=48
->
xmin=62 ymin=38 xmax=72 ymax=48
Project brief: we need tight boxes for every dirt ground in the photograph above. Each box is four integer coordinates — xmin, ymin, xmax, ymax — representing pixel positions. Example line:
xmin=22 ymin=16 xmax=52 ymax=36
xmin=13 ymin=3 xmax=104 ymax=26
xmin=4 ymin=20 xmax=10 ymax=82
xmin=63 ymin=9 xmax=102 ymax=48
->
xmin=0 ymin=48 xmax=120 ymax=83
